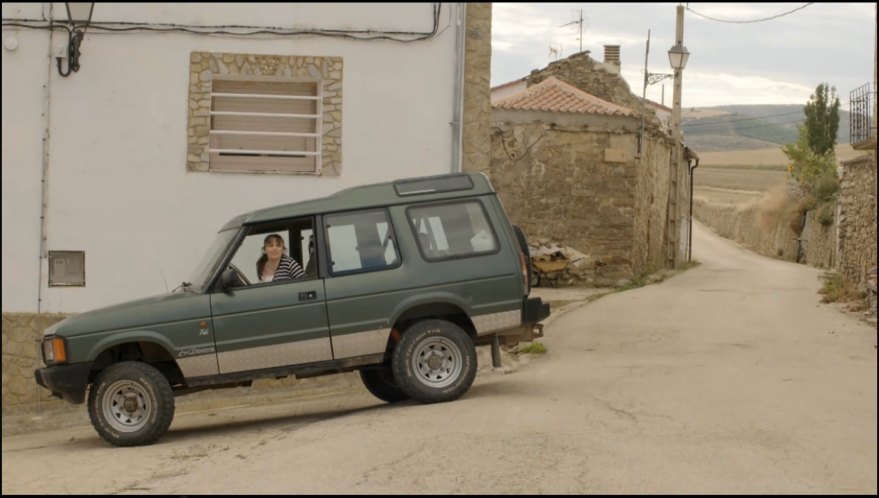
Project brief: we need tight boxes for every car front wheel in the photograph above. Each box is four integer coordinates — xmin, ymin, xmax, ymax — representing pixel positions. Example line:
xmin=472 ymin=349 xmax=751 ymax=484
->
xmin=87 ymin=361 xmax=175 ymax=447
xmin=392 ymin=319 xmax=477 ymax=404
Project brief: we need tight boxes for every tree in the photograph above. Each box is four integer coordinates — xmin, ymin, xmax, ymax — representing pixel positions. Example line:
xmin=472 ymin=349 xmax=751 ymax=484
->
xmin=803 ymin=83 xmax=841 ymax=156
xmin=784 ymin=124 xmax=837 ymax=185
xmin=783 ymin=83 xmax=841 ymax=186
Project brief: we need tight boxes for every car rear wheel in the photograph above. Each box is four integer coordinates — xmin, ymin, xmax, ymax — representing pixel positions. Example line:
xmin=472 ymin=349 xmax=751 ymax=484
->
xmin=87 ymin=361 xmax=175 ymax=447
xmin=392 ymin=319 xmax=477 ymax=404
xmin=359 ymin=366 xmax=409 ymax=403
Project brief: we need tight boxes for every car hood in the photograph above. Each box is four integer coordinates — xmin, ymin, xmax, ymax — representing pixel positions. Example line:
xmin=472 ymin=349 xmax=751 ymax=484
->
xmin=47 ymin=291 xmax=210 ymax=338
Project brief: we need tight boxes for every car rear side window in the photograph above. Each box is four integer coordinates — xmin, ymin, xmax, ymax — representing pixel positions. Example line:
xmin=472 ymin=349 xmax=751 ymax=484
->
xmin=408 ymin=200 xmax=498 ymax=261
xmin=325 ymin=209 xmax=400 ymax=275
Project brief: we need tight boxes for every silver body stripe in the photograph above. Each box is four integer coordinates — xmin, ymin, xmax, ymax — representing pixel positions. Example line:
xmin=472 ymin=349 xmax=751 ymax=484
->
xmin=217 ymin=337 xmax=332 ymax=374
xmin=332 ymin=329 xmax=389 ymax=359
xmin=472 ymin=310 xmax=521 ymax=336
xmin=177 ymin=354 xmax=219 ymax=378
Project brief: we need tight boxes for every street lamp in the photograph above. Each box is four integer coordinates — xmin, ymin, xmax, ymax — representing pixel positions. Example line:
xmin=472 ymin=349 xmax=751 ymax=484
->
xmin=667 ymin=42 xmax=690 ymax=72
xmin=57 ymin=2 xmax=94 ymax=77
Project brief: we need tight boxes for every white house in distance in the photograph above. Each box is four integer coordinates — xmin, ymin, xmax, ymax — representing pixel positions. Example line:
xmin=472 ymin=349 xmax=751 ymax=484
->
xmin=1 ymin=3 xmax=492 ymax=410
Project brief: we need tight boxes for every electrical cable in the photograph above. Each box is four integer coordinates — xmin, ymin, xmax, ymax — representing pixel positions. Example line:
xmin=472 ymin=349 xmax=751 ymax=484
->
xmin=685 ymin=3 xmax=814 ymax=24
xmin=2 ymin=3 xmax=442 ymax=42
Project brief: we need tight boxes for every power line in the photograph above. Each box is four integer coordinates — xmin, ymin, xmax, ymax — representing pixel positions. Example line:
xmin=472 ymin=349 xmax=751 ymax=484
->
xmin=686 ymin=3 xmax=814 ymax=24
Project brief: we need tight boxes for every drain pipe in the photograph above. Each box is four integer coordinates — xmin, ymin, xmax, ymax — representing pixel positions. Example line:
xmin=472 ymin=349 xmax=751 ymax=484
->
xmin=686 ymin=146 xmax=699 ymax=262
xmin=450 ymin=3 xmax=465 ymax=173
xmin=35 ymin=1 xmax=56 ymax=414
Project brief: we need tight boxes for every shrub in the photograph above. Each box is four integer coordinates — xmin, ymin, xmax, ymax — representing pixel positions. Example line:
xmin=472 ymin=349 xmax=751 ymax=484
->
xmin=812 ymin=175 xmax=839 ymax=203
xmin=518 ymin=341 xmax=547 ymax=354
xmin=816 ymin=201 xmax=836 ymax=226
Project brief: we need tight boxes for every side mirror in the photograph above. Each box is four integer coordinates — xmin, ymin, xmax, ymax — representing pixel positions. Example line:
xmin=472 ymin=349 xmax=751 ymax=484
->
xmin=217 ymin=267 xmax=237 ymax=291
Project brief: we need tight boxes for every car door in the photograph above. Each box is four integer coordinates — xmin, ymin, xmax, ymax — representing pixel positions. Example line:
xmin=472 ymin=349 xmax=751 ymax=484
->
xmin=322 ymin=208 xmax=404 ymax=360
xmin=209 ymin=219 xmax=332 ymax=374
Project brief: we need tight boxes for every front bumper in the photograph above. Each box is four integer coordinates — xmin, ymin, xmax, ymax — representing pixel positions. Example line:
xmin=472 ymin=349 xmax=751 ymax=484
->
xmin=34 ymin=362 xmax=93 ymax=404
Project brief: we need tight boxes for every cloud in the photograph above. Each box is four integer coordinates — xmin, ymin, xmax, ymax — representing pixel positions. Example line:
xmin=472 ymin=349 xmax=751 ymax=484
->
xmin=491 ymin=2 xmax=875 ymax=107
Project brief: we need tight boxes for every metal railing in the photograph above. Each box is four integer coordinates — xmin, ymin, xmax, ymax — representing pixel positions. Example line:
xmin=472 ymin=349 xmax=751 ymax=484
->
xmin=849 ymin=82 xmax=874 ymax=144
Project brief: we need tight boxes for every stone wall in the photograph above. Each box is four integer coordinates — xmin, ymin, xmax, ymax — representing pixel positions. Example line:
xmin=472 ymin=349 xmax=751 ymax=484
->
xmin=462 ymin=3 xmax=492 ymax=175
xmin=633 ymin=132 xmax=676 ymax=275
xmin=491 ymin=113 xmax=639 ymax=284
xmin=801 ymin=210 xmax=836 ymax=268
xmin=837 ymin=154 xmax=878 ymax=293
xmin=2 ymin=313 xmax=70 ymax=413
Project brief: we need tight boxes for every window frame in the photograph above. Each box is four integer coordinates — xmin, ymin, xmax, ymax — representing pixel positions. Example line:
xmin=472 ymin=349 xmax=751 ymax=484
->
xmin=405 ymin=199 xmax=501 ymax=263
xmin=213 ymin=217 xmax=319 ymax=291
xmin=323 ymin=208 xmax=403 ymax=277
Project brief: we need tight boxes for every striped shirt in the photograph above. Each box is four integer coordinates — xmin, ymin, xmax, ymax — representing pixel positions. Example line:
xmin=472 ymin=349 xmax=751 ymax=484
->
xmin=273 ymin=254 xmax=306 ymax=281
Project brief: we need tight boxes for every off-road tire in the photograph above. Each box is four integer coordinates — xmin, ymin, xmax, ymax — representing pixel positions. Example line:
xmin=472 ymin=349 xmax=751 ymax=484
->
xmin=512 ymin=224 xmax=533 ymax=294
xmin=359 ymin=366 xmax=409 ymax=403
xmin=391 ymin=319 xmax=477 ymax=404
xmin=87 ymin=361 xmax=175 ymax=447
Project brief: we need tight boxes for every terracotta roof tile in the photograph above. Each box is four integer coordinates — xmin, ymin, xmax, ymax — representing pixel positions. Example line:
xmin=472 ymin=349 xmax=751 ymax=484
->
xmin=492 ymin=76 xmax=633 ymax=117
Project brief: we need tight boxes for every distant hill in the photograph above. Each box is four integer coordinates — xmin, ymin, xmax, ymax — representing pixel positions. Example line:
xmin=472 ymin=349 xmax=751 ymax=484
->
xmin=681 ymin=105 xmax=852 ymax=152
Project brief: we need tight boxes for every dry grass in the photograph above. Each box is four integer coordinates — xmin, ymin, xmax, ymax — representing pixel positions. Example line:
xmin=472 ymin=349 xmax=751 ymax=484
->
xmin=819 ymin=271 xmax=862 ymax=304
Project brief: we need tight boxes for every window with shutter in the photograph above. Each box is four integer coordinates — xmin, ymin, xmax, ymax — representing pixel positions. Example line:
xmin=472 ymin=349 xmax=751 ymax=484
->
xmin=187 ymin=52 xmax=343 ymax=176
xmin=210 ymin=76 xmax=322 ymax=173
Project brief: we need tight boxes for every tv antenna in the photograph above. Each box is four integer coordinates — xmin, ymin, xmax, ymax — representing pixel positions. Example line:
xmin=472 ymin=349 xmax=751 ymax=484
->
xmin=559 ymin=9 xmax=585 ymax=53
xmin=549 ymin=44 xmax=562 ymax=61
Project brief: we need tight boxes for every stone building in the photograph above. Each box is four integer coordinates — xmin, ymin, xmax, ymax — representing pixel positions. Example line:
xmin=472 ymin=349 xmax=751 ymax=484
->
xmin=490 ymin=51 xmax=688 ymax=284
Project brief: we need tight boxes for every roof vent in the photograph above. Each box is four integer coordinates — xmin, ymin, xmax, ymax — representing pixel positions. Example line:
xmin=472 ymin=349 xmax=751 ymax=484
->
xmin=604 ymin=45 xmax=620 ymax=66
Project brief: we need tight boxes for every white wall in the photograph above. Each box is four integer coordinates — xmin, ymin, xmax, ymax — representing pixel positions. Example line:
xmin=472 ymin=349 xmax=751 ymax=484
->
xmin=2 ymin=3 xmax=462 ymax=313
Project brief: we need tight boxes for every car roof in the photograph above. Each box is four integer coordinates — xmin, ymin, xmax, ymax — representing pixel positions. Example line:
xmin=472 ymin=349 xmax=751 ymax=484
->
xmin=221 ymin=172 xmax=495 ymax=230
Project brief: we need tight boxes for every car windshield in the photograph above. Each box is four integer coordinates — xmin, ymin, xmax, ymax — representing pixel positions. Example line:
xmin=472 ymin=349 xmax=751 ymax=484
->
xmin=186 ymin=228 xmax=239 ymax=291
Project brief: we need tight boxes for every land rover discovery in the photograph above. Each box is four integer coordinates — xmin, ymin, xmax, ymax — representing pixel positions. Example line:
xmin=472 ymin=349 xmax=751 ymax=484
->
xmin=35 ymin=172 xmax=550 ymax=446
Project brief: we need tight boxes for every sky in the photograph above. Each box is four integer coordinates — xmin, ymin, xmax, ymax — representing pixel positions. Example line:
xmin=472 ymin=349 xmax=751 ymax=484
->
xmin=491 ymin=3 xmax=876 ymax=108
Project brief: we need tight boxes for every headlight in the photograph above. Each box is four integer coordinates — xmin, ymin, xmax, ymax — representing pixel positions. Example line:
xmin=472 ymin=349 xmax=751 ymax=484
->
xmin=42 ymin=336 xmax=67 ymax=364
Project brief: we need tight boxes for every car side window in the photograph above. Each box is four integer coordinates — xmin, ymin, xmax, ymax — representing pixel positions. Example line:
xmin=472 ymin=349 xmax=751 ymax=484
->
xmin=408 ymin=200 xmax=498 ymax=261
xmin=226 ymin=218 xmax=314 ymax=286
xmin=325 ymin=209 xmax=400 ymax=275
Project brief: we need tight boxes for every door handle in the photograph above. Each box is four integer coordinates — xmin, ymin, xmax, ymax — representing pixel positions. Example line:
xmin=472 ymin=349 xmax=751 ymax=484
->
xmin=299 ymin=291 xmax=317 ymax=301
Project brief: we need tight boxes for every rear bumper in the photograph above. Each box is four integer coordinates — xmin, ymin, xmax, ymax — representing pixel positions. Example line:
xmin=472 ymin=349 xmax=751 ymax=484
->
xmin=34 ymin=362 xmax=92 ymax=405
xmin=523 ymin=296 xmax=551 ymax=324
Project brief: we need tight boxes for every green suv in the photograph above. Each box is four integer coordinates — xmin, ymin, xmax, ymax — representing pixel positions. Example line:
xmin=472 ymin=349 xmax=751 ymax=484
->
xmin=35 ymin=173 xmax=550 ymax=446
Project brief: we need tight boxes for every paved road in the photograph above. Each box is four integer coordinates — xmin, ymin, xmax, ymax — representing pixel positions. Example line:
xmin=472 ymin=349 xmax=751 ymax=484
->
xmin=3 ymin=221 xmax=876 ymax=494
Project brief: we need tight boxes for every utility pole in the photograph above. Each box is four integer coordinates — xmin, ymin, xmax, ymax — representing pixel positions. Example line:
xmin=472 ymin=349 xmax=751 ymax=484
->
xmin=666 ymin=4 xmax=686 ymax=269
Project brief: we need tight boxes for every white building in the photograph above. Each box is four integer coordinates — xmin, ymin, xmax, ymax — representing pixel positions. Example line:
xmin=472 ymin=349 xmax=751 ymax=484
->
xmin=2 ymin=3 xmax=490 ymax=317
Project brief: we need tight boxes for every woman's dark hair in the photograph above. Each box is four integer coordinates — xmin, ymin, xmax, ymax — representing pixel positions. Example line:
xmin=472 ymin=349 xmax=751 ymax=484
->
xmin=256 ymin=234 xmax=285 ymax=279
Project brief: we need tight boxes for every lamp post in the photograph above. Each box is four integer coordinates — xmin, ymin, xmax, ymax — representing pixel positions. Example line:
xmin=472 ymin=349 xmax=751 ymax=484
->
xmin=57 ymin=2 xmax=94 ymax=77
xmin=665 ymin=4 xmax=689 ymax=269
